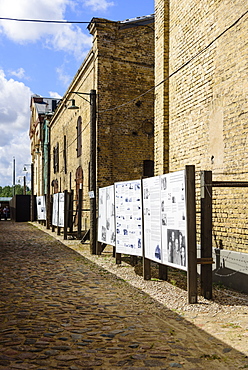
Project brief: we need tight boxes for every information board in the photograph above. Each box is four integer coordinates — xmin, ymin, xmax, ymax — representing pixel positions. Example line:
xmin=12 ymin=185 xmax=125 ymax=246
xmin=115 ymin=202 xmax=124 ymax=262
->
xmin=36 ymin=195 xmax=46 ymax=221
xmin=143 ymin=176 xmax=162 ymax=262
xmin=160 ymin=170 xmax=187 ymax=271
xmin=52 ymin=193 xmax=64 ymax=227
xmin=115 ymin=180 xmax=143 ymax=256
xmin=98 ymin=185 xmax=115 ymax=245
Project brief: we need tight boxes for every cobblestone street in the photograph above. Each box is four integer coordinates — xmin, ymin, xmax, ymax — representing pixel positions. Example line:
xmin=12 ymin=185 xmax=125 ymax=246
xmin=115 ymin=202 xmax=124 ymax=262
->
xmin=0 ymin=221 xmax=247 ymax=369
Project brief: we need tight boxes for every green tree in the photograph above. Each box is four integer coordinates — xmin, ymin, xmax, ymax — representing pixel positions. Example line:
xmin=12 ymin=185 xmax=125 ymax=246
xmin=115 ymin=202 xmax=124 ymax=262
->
xmin=0 ymin=186 xmax=12 ymax=197
xmin=15 ymin=184 xmax=24 ymax=195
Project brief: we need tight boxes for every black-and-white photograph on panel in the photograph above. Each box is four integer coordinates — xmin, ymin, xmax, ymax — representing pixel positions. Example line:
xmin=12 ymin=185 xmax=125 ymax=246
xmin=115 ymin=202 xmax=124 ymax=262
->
xmin=143 ymin=176 xmax=162 ymax=263
xmin=115 ymin=180 xmax=143 ymax=256
xmin=52 ymin=193 xmax=59 ymax=226
xmin=161 ymin=170 xmax=187 ymax=271
xmin=98 ymin=185 xmax=116 ymax=246
xmin=36 ymin=195 xmax=46 ymax=221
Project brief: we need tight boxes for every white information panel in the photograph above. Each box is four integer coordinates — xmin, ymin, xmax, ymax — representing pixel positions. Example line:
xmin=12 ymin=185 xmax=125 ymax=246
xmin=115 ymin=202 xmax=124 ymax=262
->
xmin=52 ymin=193 xmax=59 ymax=226
xmin=52 ymin=193 xmax=64 ymax=227
xmin=143 ymin=176 xmax=162 ymax=263
xmin=160 ymin=170 xmax=187 ymax=271
xmin=36 ymin=196 xmax=46 ymax=221
xmin=98 ymin=185 xmax=116 ymax=246
xmin=58 ymin=193 xmax=64 ymax=227
xmin=115 ymin=180 xmax=143 ymax=256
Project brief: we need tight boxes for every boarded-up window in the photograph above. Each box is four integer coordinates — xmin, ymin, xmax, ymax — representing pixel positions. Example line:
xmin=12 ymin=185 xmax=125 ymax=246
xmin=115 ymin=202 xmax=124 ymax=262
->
xmin=143 ymin=160 xmax=154 ymax=178
xmin=63 ymin=135 xmax=67 ymax=174
xmin=53 ymin=143 xmax=59 ymax=173
xmin=77 ymin=116 xmax=82 ymax=157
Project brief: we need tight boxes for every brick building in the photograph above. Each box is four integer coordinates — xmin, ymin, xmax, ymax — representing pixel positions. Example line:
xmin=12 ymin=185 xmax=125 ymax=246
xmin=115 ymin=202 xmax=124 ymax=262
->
xmin=47 ymin=15 xmax=154 ymax=231
xmin=155 ymin=1 xmax=248 ymax=290
xmin=29 ymin=95 xmax=60 ymax=197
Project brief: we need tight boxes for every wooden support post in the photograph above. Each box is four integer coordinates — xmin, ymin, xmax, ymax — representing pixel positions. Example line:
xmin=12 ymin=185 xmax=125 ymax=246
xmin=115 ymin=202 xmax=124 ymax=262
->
xmin=46 ymin=194 xmax=50 ymax=230
xmin=96 ymin=241 xmax=102 ymax=255
xmin=200 ymin=171 xmax=213 ymax=299
xmin=57 ymin=194 xmax=60 ymax=235
xmin=50 ymin=195 xmax=55 ymax=232
xmin=116 ymin=252 xmax=121 ymax=264
xmin=186 ymin=165 xmax=197 ymax=304
xmin=64 ymin=190 xmax=68 ymax=240
xmin=69 ymin=190 xmax=74 ymax=234
xmin=143 ymin=257 xmax=151 ymax=280
xmin=77 ymin=188 xmax=82 ymax=239
xmin=96 ymin=218 xmax=102 ymax=255
xmin=159 ymin=264 xmax=168 ymax=280
xmin=130 ymin=255 xmax=138 ymax=266
xmin=30 ymin=163 xmax=35 ymax=222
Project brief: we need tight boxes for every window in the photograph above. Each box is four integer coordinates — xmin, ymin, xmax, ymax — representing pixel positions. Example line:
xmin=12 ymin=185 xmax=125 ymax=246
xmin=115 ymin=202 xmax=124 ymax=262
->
xmin=63 ymin=135 xmax=67 ymax=174
xmin=53 ymin=142 xmax=59 ymax=173
xmin=76 ymin=116 xmax=82 ymax=157
xmin=143 ymin=160 xmax=154 ymax=178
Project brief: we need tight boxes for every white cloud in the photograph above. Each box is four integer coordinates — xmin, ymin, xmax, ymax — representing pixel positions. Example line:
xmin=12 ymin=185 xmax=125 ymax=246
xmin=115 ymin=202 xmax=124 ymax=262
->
xmin=83 ymin=0 xmax=114 ymax=11
xmin=56 ymin=65 xmax=72 ymax=87
xmin=0 ymin=69 xmax=32 ymax=186
xmin=49 ymin=91 xmax=63 ymax=99
xmin=0 ymin=0 xmax=92 ymax=58
xmin=47 ymin=25 xmax=92 ymax=59
xmin=9 ymin=67 xmax=27 ymax=80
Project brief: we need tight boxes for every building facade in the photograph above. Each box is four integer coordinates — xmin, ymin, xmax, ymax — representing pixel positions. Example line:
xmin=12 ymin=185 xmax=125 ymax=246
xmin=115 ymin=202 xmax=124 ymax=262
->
xmin=47 ymin=15 xmax=155 ymax=231
xmin=154 ymin=0 xmax=248 ymax=289
xmin=29 ymin=96 xmax=60 ymax=197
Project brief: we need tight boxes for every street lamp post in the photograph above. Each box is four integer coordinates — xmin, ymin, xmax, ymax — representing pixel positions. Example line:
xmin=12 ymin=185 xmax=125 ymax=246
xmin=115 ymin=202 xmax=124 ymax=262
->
xmin=89 ymin=90 xmax=97 ymax=255
xmin=23 ymin=163 xmax=34 ymax=220
xmin=13 ymin=157 xmax=16 ymax=197
xmin=66 ymin=90 xmax=97 ymax=254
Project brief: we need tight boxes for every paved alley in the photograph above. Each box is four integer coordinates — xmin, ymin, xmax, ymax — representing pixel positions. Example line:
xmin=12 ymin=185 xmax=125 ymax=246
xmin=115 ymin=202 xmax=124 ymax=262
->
xmin=0 ymin=221 xmax=247 ymax=369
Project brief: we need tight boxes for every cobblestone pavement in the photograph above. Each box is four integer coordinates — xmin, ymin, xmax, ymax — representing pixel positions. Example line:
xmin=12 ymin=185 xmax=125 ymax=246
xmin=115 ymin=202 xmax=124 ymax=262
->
xmin=0 ymin=221 xmax=247 ymax=370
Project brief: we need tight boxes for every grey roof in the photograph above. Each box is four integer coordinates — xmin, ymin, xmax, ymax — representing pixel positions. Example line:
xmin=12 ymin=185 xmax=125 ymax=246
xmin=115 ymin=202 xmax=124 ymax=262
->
xmin=34 ymin=98 xmax=61 ymax=115
xmin=120 ymin=14 xmax=154 ymax=28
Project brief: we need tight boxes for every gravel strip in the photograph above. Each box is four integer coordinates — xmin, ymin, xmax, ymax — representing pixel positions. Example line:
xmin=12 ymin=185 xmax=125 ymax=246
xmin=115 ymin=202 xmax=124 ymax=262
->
xmin=32 ymin=222 xmax=248 ymax=313
xmin=32 ymin=222 xmax=248 ymax=355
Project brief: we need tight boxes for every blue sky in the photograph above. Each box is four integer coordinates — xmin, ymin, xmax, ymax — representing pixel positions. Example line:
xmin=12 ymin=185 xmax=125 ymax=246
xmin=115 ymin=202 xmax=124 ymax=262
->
xmin=0 ymin=0 xmax=154 ymax=187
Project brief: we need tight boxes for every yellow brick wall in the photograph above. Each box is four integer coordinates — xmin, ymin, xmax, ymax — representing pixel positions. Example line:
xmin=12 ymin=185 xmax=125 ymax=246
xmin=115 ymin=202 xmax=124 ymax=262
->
xmin=154 ymin=0 xmax=169 ymax=175
xmin=155 ymin=0 xmax=248 ymax=253
xmin=91 ymin=18 xmax=155 ymax=186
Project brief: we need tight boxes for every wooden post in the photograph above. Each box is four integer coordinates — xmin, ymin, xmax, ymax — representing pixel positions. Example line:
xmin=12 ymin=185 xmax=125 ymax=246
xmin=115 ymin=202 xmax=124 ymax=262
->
xmin=200 ymin=171 xmax=213 ymax=299
xmin=185 ymin=165 xmax=197 ymax=304
xmin=57 ymin=194 xmax=60 ymax=236
xmin=51 ymin=195 xmax=55 ymax=232
xmin=64 ymin=190 xmax=68 ymax=240
xmin=130 ymin=255 xmax=138 ymax=266
xmin=116 ymin=252 xmax=121 ymax=264
xmin=159 ymin=264 xmax=168 ymax=280
xmin=69 ymin=190 xmax=74 ymax=234
xmin=96 ymin=218 xmax=102 ymax=255
xmin=143 ymin=257 xmax=151 ymax=280
xmin=46 ymin=193 xmax=50 ymax=230
xmin=77 ymin=188 xmax=82 ymax=239
xmin=30 ymin=163 xmax=35 ymax=222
